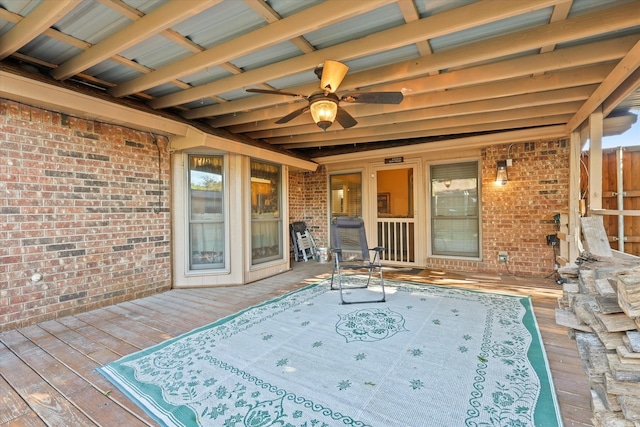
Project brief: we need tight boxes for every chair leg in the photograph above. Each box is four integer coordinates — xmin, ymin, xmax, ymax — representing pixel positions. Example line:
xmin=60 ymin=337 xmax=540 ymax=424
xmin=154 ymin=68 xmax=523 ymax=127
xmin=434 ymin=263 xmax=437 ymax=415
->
xmin=378 ymin=267 xmax=386 ymax=302
xmin=336 ymin=268 xmax=385 ymax=305
xmin=330 ymin=260 xmax=337 ymax=290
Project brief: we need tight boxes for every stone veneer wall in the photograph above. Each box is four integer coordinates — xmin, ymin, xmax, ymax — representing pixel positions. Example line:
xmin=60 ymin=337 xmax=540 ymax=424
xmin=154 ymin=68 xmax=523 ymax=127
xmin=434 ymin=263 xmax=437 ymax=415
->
xmin=289 ymin=140 xmax=570 ymax=277
xmin=0 ymin=99 xmax=172 ymax=331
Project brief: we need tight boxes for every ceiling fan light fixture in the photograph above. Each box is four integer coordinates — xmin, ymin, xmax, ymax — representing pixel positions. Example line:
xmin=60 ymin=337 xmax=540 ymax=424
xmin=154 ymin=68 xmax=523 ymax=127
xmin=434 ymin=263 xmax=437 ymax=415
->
xmin=320 ymin=60 xmax=349 ymax=93
xmin=310 ymin=98 xmax=338 ymax=130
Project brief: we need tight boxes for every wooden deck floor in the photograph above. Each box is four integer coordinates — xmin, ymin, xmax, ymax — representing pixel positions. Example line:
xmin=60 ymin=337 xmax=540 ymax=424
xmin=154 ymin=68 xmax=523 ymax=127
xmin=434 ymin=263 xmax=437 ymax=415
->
xmin=0 ymin=262 xmax=593 ymax=426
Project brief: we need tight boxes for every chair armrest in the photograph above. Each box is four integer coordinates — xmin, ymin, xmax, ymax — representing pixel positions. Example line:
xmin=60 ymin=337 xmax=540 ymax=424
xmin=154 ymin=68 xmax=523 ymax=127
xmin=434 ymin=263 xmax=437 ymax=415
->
xmin=370 ymin=247 xmax=385 ymax=253
xmin=331 ymin=248 xmax=342 ymax=254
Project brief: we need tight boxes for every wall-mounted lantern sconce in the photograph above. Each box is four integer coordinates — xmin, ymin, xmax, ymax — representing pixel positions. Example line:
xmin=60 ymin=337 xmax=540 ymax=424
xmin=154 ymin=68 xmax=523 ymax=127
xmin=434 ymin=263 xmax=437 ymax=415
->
xmin=443 ymin=179 xmax=451 ymax=188
xmin=496 ymin=160 xmax=508 ymax=185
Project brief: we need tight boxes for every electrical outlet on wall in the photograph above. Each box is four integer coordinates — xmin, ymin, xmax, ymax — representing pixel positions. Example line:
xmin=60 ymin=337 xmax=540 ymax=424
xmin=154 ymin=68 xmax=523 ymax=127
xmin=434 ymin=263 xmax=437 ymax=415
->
xmin=498 ymin=251 xmax=509 ymax=262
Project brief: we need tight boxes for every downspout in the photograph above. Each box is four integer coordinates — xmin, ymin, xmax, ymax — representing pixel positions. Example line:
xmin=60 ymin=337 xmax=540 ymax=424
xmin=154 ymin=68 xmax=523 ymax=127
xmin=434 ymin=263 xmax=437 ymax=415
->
xmin=616 ymin=147 xmax=625 ymax=252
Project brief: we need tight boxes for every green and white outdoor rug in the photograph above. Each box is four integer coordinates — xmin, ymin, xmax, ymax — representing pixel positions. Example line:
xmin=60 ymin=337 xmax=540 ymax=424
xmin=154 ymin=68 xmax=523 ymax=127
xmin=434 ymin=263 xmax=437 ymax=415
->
xmin=97 ymin=278 xmax=562 ymax=427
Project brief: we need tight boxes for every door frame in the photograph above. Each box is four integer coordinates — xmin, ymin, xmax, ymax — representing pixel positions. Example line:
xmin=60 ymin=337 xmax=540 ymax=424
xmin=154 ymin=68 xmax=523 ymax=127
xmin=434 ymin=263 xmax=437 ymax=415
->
xmin=369 ymin=159 xmax=423 ymax=267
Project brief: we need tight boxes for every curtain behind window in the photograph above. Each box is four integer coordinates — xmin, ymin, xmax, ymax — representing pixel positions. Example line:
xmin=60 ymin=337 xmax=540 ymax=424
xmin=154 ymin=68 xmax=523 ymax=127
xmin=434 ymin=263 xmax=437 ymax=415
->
xmin=251 ymin=160 xmax=282 ymax=265
xmin=189 ymin=155 xmax=225 ymax=270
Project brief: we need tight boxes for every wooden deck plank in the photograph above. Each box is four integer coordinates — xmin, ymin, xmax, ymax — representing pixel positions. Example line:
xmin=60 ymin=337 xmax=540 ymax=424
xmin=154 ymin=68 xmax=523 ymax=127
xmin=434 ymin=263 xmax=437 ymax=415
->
xmin=56 ymin=317 xmax=141 ymax=357
xmin=18 ymin=324 xmax=155 ymax=425
xmin=73 ymin=310 xmax=160 ymax=349
xmin=2 ymin=327 xmax=149 ymax=426
xmin=0 ymin=264 xmax=593 ymax=426
xmin=102 ymin=304 xmax=187 ymax=337
xmin=125 ymin=293 xmax=222 ymax=326
xmin=0 ymin=333 xmax=97 ymax=427
xmin=36 ymin=320 xmax=121 ymax=365
xmin=151 ymin=290 xmax=237 ymax=319
xmin=0 ymin=374 xmax=41 ymax=425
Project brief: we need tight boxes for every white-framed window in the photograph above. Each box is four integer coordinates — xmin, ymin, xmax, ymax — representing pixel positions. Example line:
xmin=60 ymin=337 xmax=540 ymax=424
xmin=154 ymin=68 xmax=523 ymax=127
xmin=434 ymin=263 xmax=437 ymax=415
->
xmin=329 ymin=172 xmax=362 ymax=219
xmin=188 ymin=155 xmax=225 ymax=270
xmin=430 ymin=161 xmax=480 ymax=258
xmin=250 ymin=160 xmax=282 ymax=265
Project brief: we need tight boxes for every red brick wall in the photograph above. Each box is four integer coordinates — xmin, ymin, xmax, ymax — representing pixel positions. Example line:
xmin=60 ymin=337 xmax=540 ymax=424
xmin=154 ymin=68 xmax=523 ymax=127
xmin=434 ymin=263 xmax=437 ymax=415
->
xmin=290 ymin=140 xmax=570 ymax=277
xmin=423 ymin=140 xmax=569 ymax=276
xmin=289 ymin=165 xmax=329 ymax=247
xmin=0 ymin=99 xmax=171 ymax=331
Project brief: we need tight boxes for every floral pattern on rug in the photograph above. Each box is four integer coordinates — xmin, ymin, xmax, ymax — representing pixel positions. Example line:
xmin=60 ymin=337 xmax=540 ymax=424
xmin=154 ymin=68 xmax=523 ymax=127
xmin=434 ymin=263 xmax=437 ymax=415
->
xmin=335 ymin=308 xmax=407 ymax=343
xmin=97 ymin=279 xmax=562 ymax=427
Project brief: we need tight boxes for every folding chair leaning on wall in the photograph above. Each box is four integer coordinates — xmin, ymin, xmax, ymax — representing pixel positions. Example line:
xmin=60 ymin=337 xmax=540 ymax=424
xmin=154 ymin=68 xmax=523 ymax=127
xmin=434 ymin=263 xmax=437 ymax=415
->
xmin=330 ymin=216 xmax=386 ymax=304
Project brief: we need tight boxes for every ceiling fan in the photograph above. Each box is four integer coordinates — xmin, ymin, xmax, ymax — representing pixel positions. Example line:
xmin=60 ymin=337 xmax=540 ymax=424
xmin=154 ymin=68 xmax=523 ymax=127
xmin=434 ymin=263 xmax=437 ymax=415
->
xmin=246 ymin=60 xmax=404 ymax=131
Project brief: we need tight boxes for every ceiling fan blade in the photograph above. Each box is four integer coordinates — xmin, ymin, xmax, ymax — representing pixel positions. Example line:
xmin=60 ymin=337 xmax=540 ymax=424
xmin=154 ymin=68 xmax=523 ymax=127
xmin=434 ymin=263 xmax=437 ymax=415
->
xmin=341 ymin=91 xmax=404 ymax=104
xmin=246 ymin=88 xmax=305 ymax=98
xmin=334 ymin=107 xmax=357 ymax=129
xmin=320 ymin=60 xmax=349 ymax=93
xmin=275 ymin=106 xmax=309 ymax=124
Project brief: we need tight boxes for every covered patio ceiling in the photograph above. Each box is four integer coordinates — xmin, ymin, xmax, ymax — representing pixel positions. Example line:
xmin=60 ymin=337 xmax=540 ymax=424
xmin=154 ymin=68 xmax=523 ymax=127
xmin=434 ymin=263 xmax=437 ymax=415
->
xmin=1 ymin=0 xmax=639 ymax=159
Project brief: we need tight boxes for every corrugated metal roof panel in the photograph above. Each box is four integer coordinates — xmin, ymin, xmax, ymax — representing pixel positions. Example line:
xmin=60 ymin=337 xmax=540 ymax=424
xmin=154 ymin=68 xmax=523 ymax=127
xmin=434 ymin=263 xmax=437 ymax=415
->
xmin=262 ymin=69 xmax=317 ymax=92
xmin=19 ymin=35 xmax=82 ymax=64
xmin=568 ymin=0 xmax=637 ymax=17
xmin=430 ymin=7 xmax=552 ymax=53
xmin=266 ymin=0 xmax=323 ymax=18
xmin=54 ymin=0 xmax=131 ymax=45
xmin=86 ymin=60 xmax=143 ymax=84
xmin=0 ymin=0 xmax=38 ymax=35
xmin=417 ymin=0 xmax=476 ymax=17
xmin=144 ymin=82 xmax=184 ymax=98
xmin=172 ymin=1 xmax=266 ymax=49
xmin=230 ymin=41 xmax=301 ymax=72
xmin=0 ymin=0 xmax=41 ymax=16
xmin=182 ymin=65 xmax=232 ymax=85
xmin=120 ymin=34 xmax=192 ymax=69
xmin=124 ymin=0 xmax=169 ymax=14
xmin=343 ymin=45 xmax=420 ymax=75
xmin=303 ymin=3 xmax=404 ymax=50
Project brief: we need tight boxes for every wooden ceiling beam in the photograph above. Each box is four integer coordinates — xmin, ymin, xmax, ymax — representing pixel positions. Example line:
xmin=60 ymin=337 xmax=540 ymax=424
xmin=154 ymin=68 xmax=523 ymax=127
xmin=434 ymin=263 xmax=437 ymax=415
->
xmin=245 ymin=91 xmax=590 ymax=138
xmin=223 ymin=64 xmax=611 ymax=130
xmin=396 ymin=0 xmax=435 ymax=62
xmin=338 ymin=2 xmax=640 ymax=92
xmin=538 ymin=0 xmax=572 ymax=54
xmin=269 ymin=103 xmax=578 ymax=145
xmin=1 ymin=2 xmax=204 ymax=101
xmin=153 ymin=0 xmax=561 ymax=109
xmin=286 ymin=117 xmax=571 ymax=150
xmin=195 ymin=34 xmax=634 ymax=121
xmin=50 ymin=0 xmax=220 ymax=80
xmin=110 ymin=0 xmax=391 ymax=98
xmin=603 ymin=67 xmax=640 ymax=116
xmin=565 ymin=39 xmax=640 ymax=133
xmin=242 ymin=0 xmax=315 ymax=54
xmin=0 ymin=0 xmax=82 ymax=60
xmin=312 ymin=125 xmax=567 ymax=161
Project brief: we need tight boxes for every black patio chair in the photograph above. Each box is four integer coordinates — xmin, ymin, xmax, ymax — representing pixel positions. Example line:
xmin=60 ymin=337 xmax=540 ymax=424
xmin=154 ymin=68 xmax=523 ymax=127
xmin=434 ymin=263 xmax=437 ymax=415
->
xmin=330 ymin=216 xmax=386 ymax=304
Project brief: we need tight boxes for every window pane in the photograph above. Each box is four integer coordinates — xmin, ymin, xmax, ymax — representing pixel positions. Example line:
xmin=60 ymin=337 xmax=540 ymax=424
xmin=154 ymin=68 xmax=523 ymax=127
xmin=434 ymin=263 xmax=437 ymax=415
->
xmin=251 ymin=160 xmax=282 ymax=265
xmin=330 ymin=173 xmax=362 ymax=218
xmin=251 ymin=221 xmax=281 ymax=261
xmin=189 ymin=155 xmax=224 ymax=270
xmin=190 ymin=223 xmax=224 ymax=266
xmin=432 ymin=218 xmax=478 ymax=256
xmin=431 ymin=162 xmax=479 ymax=257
